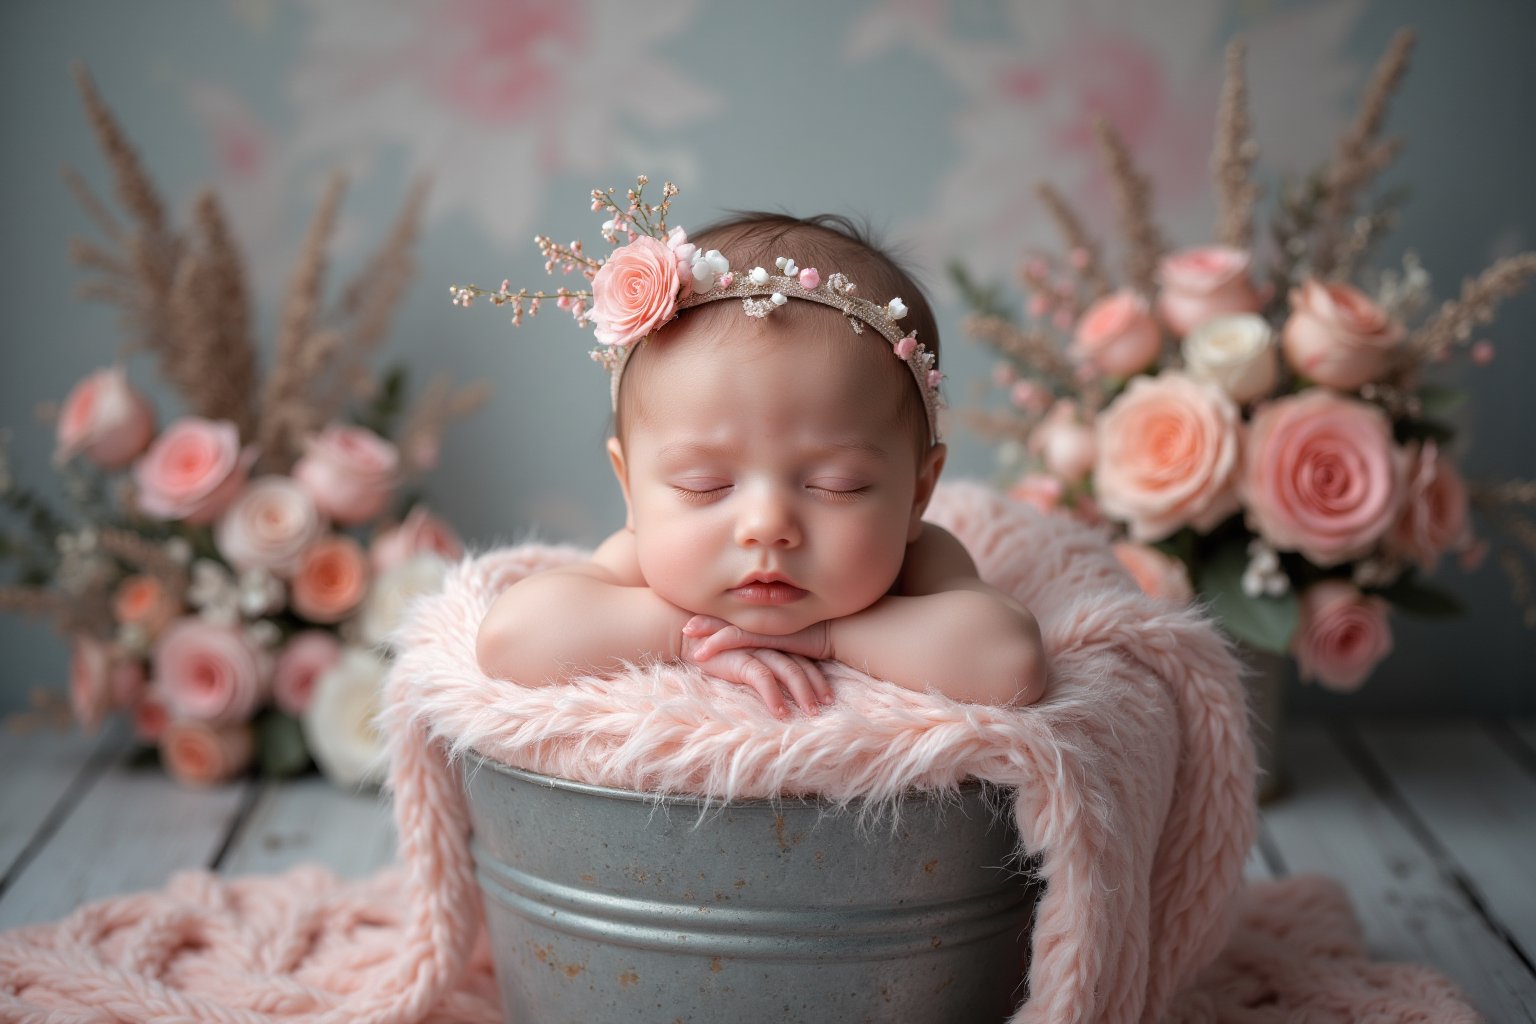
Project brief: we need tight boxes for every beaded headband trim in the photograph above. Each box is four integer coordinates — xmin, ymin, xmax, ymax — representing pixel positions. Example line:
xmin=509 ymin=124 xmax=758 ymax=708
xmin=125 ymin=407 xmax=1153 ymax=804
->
xmin=451 ymin=176 xmax=943 ymax=442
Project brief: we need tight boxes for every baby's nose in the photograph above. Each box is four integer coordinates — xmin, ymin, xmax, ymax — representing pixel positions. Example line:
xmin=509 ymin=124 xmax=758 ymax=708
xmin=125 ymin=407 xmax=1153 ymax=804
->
xmin=734 ymin=488 xmax=802 ymax=549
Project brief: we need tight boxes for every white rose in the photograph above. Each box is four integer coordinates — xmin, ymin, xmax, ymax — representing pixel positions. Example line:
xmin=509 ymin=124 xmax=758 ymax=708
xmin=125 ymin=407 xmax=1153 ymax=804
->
xmin=1181 ymin=313 xmax=1278 ymax=404
xmin=302 ymin=647 xmax=390 ymax=789
xmin=216 ymin=476 xmax=324 ymax=576
xmin=358 ymin=554 xmax=450 ymax=649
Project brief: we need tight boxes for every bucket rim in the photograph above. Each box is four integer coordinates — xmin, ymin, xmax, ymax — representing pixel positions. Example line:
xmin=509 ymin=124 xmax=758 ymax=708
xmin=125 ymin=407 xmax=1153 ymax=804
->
xmin=463 ymin=748 xmax=994 ymax=809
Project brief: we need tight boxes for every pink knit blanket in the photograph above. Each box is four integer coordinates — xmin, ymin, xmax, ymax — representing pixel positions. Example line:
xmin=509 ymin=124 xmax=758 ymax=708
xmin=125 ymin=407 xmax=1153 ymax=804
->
xmin=0 ymin=483 xmax=1478 ymax=1023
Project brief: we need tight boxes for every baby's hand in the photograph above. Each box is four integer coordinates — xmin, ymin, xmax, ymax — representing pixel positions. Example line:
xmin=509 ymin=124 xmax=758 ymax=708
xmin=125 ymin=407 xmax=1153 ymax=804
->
xmin=679 ymin=616 xmax=833 ymax=718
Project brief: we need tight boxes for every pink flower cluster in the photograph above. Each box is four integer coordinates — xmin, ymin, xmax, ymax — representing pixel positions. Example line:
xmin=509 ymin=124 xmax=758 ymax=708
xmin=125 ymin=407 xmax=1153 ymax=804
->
xmin=53 ymin=369 xmax=464 ymax=785
xmin=991 ymin=243 xmax=1481 ymax=692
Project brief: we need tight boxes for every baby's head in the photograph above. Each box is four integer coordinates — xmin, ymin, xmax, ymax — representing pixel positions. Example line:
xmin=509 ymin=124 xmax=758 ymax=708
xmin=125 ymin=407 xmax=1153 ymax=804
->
xmin=605 ymin=213 xmax=949 ymax=634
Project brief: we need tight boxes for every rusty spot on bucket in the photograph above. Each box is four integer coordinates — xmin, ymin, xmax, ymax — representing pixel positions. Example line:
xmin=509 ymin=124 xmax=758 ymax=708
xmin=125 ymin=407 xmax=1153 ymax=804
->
xmin=931 ymin=936 xmax=943 ymax=948
xmin=563 ymin=963 xmax=584 ymax=979
xmin=528 ymin=941 xmax=551 ymax=964
xmin=579 ymin=873 xmax=595 ymax=882
xmin=923 ymin=859 xmax=939 ymax=874
xmin=773 ymin=814 xmax=789 ymax=851
xmin=734 ymin=878 xmax=747 ymax=888
xmin=619 ymin=970 xmax=639 ymax=987
xmin=710 ymin=957 xmax=724 ymax=973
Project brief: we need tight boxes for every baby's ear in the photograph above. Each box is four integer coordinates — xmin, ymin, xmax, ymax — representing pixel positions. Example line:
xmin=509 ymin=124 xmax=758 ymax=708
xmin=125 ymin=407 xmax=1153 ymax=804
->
xmin=606 ymin=437 xmax=636 ymax=530
xmin=908 ymin=442 xmax=947 ymax=542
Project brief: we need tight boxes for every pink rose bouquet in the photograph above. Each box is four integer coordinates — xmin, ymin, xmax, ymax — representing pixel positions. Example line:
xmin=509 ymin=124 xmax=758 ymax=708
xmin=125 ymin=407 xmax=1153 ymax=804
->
xmin=0 ymin=69 xmax=485 ymax=787
xmin=955 ymin=30 xmax=1536 ymax=693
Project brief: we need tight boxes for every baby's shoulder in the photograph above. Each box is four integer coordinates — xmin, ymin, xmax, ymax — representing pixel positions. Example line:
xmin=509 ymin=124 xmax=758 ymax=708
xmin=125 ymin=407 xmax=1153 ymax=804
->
xmin=897 ymin=522 xmax=981 ymax=596
xmin=587 ymin=527 xmax=646 ymax=587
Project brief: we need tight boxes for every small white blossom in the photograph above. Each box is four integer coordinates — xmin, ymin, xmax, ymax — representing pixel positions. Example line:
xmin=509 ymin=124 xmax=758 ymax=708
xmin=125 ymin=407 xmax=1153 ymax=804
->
xmin=770 ymin=292 xmax=787 ymax=306
xmin=886 ymin=297 xmax=909 ymax=320
xmin=236 ymin=568 xmax=285 ymax=619
xmin=163 ymin=537 xmax=193 ymax=566
xmin=748 ymin=266 xmax=770 ymax=286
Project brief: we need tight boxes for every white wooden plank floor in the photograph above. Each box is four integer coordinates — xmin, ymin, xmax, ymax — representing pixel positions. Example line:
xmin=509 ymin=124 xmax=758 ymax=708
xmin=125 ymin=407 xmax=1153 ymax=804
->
xmin=1 ymin=717 xmax=1532 ymax=1021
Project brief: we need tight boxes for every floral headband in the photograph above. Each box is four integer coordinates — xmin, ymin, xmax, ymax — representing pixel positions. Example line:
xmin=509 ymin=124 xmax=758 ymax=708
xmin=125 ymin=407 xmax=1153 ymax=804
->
xmin=451 ymin=177 xmax=943 ymax=443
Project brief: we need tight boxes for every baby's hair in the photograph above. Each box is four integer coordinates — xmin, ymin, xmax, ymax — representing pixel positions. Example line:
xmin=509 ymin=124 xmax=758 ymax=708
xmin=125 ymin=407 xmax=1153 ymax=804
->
xmin=614 ymin=212 xmax=941 ymax=458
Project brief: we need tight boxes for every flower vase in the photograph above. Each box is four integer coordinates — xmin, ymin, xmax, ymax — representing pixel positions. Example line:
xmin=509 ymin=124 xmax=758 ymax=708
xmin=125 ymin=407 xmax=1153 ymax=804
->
xmin=1237 ymin=642 xmax=1290 ymax=803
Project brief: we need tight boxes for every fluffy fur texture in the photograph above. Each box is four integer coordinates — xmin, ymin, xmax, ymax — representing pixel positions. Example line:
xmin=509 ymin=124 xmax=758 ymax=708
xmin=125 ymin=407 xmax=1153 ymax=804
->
xmin=0 ymin=482 xmax=1478 ymax=1023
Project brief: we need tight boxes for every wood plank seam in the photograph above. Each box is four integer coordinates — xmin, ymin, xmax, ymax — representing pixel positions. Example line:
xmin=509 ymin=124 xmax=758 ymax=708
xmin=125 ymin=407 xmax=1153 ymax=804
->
xmin=206 ymin=777 xmax=271 ymax=872
xmin=1487 ymin=719 xmax=1536 ymax=779
xmin=1332 ymin=721 xmax=1536 ymax=981
xmin=0 ymin=729 xmax=127 ymax=900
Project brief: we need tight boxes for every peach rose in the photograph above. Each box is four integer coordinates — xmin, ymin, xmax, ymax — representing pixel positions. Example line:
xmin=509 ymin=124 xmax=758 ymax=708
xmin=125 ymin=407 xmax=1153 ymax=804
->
xmin=1242 ymin=390 xmax=1404 ymax=567
xmin=1291 ymin=579 xmax=1393 ymax=692
xmin=69 ymin=635 xmax=113 ymax=735
xmin=1028 ymin=401 xmax=1097 ymax=484
xmin=1180 ymin=314 xmax=1278 ymax=404
xmin=133 ymin=418 xmax=255 ymax=524
xmin=55 ymin=366 xmax=156 ymax=469
xmin=1112 ymin=542 xmax=1194 ymax=603
xmin=371 ymin=505 xmax=464 ymax=572
xmin=133 ymin=689 xmax=170 ymax=743
xmin=1072 ymin=290 xmax=1163 ymax=378
xmin=1388 ymin=442 xmax=1470 ymax=571
xmin=291 ymin=535 xmax=370 ymax=624
xmin=272 ymin=630 xmax=341 ymax=716
xmin=1094 ymin=372 xmax=1243 ymax=542
xmin=1007 ymin=473 xmax=1065 ymax=514
xmin=1156 ymin=246 xmax=1264 ymax=336
xmin=109 ymin=658 xmax=148 ymax=711
xmin=112 ymin=574 xmax=178 ymax=638
xmin=216 ymin=476 xmax=325 ymax=575
xmin=589 ymin=235 xmax=681 ymax=348
xmin=160 ymin=719 xmax=254 ymax=786
xmin=293 ymin=425 xmax=399 ymax=526
xmin=1281 ymin=279 xmax=1404 ymax=390
xmin=154 ymin=618 xmax=270 ymax=725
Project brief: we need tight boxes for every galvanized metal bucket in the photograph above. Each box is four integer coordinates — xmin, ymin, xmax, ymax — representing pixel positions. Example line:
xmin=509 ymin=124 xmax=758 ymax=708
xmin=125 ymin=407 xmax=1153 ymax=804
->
xmin=463 ymin=752 xmax=1037 ymax=1024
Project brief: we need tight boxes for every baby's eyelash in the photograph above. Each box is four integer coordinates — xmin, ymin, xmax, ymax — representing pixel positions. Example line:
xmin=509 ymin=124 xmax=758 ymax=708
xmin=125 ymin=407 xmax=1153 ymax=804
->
xmin=672 ymin=484 xmax=730 ymax=503
xmin=810 ymin=485 xmax=869 ymax=503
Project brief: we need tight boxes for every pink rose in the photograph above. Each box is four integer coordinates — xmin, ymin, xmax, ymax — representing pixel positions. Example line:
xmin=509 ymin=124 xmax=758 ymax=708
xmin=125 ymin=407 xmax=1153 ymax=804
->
xmin=112 ymin=574 xmax=177 ymax=639
xmin=1156 ymin=246 xmax=1265 ymax=336
xmin=1112 ymin=542 xmax=1194 ymax=603
xmin=216 ymin=475 xmax=325 ymax=575
xmin=1388 ymin=442 xmax=1470 ymax=571
xmin=109 ymin=659 xmax=148 ymax=712
xmin=1072 ymin=289 xmax=1163 ymax=378
xmin=371 ymin=505 xmax=464 ymax=572
xmin=589 ymin=235 xmax=681 ymax=348
xmin=160 ymin=720 xmax=254 ymax=786
xmin=1094 ymin=373 xmax=1243 ymax=542
xmin=154 ymin=618 xmax=270 ymax=725
xmin=272 ymin=630 xmax=341 ymax=716
xmin=1007 ymin=473 xmax=1065 ymax=514
xmin=55 ymin=366 xmax=156 ymax=469
xmin=1242 ymin=390 xmax=1404 ymax=567
xmin=1028 ymin=401 xmax=1097 ymax=484
xmin=1281 ymin=279 xmax=1404 ymax=390
xmin=293 ymin=425 xmax=399 ymax=525
xmin=133 ymin=689 xmax=169 ymax=743
xmin=1291 ymin=579 xmax=1393 ymax=692
xmin=291 ymin=535 xmax=370 ymax=624
xmin=133 ymin=418 xmax=255 ymax=524
xmin=69 ymin=635 xmax=113 ymax=735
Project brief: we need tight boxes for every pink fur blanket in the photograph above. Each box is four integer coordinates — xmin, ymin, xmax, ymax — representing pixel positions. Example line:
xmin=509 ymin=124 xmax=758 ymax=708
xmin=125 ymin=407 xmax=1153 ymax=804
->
xmin=0 ymin=482 xmax=1478 ymax=1023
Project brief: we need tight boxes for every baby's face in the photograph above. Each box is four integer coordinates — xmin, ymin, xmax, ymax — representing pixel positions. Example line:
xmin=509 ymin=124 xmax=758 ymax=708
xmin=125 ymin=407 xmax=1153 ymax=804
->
xmin=609 ymin=308 xmax=944 ymax=636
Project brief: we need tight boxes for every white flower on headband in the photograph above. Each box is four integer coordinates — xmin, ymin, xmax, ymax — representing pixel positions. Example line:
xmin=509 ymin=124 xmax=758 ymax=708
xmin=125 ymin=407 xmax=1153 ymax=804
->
xmin=691 ymin=249 xmax=730 ymax=292
xmin=776 ymin=257 xmax=800 ymax=276
xmin=748 ymin=266 xmax=770 ymax=286
xmin=887 ymin=297 xmax=909 ymax=320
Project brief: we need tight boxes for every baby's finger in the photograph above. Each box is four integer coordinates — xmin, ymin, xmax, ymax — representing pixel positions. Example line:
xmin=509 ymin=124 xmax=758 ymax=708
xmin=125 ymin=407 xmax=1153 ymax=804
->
xmin=802 ymin=657 xmax=834 ymax=705
xmin=738 ymin=656 xmax=789 ymax=718
xmin=682 ymin=614 xmax=727 ymax=637
xmin=757 ymin=650 xmax=819 ymax=716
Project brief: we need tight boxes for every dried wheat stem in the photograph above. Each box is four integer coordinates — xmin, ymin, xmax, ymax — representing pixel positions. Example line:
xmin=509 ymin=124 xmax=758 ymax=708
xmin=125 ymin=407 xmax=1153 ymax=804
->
xmin=1212 ymin=38 xmax=1260 ymax=250
xmin=1094 ymin=118 xmax=1168 ymax=296
xmin=958 ymin=408 xmax=1035 ymax=446
xmin=1407 ymin=253 xmax=1536 ymax=363
xmin=60 ymin=165 xmax=125 ymax=243
xmin=1034 ymin=182 xmax=1113 ymax=299
xmin=0 ymin=585 xmax=61 ymax=620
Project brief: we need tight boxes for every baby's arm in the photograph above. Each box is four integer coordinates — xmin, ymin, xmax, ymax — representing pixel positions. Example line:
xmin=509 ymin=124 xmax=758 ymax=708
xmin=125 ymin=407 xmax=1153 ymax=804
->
xmin=685 ymin=524 xmax=1048 ymax=707
xmin=477 ymin=531 xmax=833 ymax=715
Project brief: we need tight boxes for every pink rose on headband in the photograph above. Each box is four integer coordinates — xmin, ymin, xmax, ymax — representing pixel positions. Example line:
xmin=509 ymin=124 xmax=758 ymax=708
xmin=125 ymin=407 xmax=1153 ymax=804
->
xmin=1281 ymin=279 xmax=1404 ymax=390
xmin=154 ymin=618 xmax=270 ymax=725
xmin=294 ymin=425 xmax=399 ymax=525
xmin=1072 ymin=290 xmax=1162 ymax=378
xmin=55 ymin=366 xmax=156 ymax=469
xmin=1094 ymin=373 xmax=1242 ymax=542
xmin=1156 ymin=246 xmax=1264 ymax=336
xmin=1387 ymin=441 xmax=1470 ymax=571
xmin=1291 ymin=579 xmax=1393 ymax=692
xmin=590 ymin=235 xmax=681 ymax=348
xmin=1241 ymin=390 xmax=1403 ymax=567
xmin=133 ymin=418 xmax=255 ymax=524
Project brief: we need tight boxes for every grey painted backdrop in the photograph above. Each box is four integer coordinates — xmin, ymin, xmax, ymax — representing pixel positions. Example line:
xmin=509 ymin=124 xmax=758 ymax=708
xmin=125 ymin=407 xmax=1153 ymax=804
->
xmin=2 ymin=0 xmax=1532 ymax=717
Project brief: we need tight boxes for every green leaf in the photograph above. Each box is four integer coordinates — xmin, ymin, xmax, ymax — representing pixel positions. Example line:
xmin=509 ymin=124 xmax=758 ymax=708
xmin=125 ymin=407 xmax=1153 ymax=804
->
xmin=1417 ymin=384 xmax=1467 ymax=418
xmin=1375 ymin=576 xmax=1466 ymax=618
xmin=947 ymin=261 xmax=1013 ymax=323
xmin=1195 ymin=537 xmax=1299 ymax=654
xmin=1394 ymin=418 xmax=1455 ymax=445
xmin=255 ymin=711 xmax=312 ymax=778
